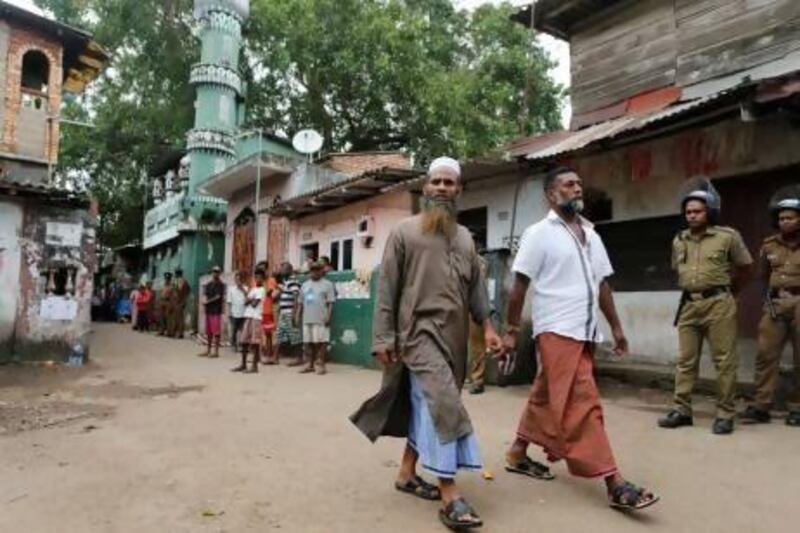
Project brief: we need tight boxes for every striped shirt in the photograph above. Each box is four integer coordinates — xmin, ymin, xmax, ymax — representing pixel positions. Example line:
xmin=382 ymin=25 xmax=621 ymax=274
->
xmin=278 ymin=277 xmax=301 ymax=312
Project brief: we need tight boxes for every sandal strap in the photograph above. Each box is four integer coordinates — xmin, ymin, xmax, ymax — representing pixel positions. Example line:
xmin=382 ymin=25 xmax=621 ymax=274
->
xmin=414 ymin=476 xmax=439 ymax=493
xmin=612 ymin=482 xmax=643 ymax=505
xmin=445 ymin=498 xmax=480 ymax=520
xmin=513 ymin=456 xmax=551 ymax=475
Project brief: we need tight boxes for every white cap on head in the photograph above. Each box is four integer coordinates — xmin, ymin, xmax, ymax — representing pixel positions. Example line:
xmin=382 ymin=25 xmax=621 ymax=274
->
xmin=428 ymin=156 xmax=461 ymax=176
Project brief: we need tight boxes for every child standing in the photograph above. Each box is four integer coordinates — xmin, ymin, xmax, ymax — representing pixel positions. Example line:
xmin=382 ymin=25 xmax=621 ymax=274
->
xmin=233 ymin=269 xmax=266 ymax=374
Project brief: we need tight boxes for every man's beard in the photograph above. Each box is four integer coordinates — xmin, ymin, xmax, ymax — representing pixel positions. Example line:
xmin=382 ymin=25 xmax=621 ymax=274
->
xmin=420 ymin=196 xmax=457 ymax=235
xmin=555 ymin=192 xmax=584 ymax=217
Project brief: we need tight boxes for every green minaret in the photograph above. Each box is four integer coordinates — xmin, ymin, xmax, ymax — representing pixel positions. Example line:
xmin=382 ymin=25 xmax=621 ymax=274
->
xmin=141 ymin=1 xmax=250 ymax=326
xmin=188 ymin=0 xmax=249 ymax=192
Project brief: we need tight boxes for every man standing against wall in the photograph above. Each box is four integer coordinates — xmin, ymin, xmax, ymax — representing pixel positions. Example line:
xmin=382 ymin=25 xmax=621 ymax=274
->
xmin=501 ymin=166 xmax=658 ymax=511
xmin=659 ymin=178 xmax=753 ymax=435
xmin=168 ymin=269 xmax=191 ymax=339
xmin=200 ymin=266 xmax=226 ymax=358
xmin=351 ymin=157 xmax=502 ymax=530
xmin=741 ymin=186 xmax=800 ymax=427
xmin=298 ymin=261 xmax=336 ymax=374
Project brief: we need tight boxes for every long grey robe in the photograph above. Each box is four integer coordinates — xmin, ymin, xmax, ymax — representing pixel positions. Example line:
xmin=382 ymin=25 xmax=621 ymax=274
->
xmin=350 ymin=215 xmax=490 ymax=444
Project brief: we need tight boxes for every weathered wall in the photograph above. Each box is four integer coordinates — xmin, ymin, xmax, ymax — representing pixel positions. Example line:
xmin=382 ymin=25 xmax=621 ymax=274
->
xmin=569 ymin=0 xmax=800 ymax=117
xmin=0 ymin=200 xmax=22 ymax=355
xmin=571 ymin=0 xmax=676 ymax=115
xmin=0 ymin=197 xmax=95 ymax=362
xmin=0 ymin=24 xmax=63 ymax=170
xmin=564 ymin=114 xmax=800 ymax=222
xmin=0 ymin=21 xmax=9 ymax=138
xmin=675 ymin=0 xmax=800 ymax=88
xmin=17 ymin=102 xmax=47 ymax=159
xmin=459 ymin=172 xmax=549 ymax=250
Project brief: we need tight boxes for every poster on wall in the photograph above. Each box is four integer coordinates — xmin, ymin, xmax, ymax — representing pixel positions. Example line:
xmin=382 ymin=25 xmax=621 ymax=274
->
xmin=45 ymin=222 xmax=83 ymax=247
xmin=40 ymin=296 xmax=78 ymax=321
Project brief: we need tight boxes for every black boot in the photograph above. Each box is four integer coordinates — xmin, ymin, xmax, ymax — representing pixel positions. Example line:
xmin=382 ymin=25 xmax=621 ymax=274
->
xmin=740 ymin=405 xmax=770 ymax=424
xmin=658 ymin=410 xmax=693 ymax=429
xmin=712 ymin=418 xmax=734 ymax=435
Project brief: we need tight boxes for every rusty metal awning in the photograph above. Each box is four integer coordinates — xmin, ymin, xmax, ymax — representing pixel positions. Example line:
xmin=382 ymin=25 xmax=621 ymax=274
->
xmin=267 ymin=167 xmax=425 ymax=219
xmin=513 ymin=89 xmax=742 ymax=162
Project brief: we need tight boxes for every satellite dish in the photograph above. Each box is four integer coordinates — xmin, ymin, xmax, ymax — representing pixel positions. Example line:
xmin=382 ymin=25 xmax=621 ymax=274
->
xmin=292 ymin=129 xmax=323 ymax=158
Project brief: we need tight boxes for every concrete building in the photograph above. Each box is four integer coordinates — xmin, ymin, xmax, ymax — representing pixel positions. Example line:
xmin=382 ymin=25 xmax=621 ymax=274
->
xmin=0 ymin=1 xmax=107 ymax=362
xmin=458 ymin=0 xmax=800 ymax=383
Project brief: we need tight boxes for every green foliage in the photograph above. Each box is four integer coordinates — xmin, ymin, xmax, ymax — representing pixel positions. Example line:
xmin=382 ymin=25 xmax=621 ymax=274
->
xmin=37 ymin=0 xmax=563 ymax=248
xmin=248 ymin=0 xmax=562 ymax=160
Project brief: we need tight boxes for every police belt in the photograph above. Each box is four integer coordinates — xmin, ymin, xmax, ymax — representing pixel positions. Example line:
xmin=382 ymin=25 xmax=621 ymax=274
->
xmin=770 ymin=286 xmax=800 ymax=298
xmin=683 ymin=286 xmax=731 ymax=301
xmin=674 ymin=286 xmax=731 ymax=327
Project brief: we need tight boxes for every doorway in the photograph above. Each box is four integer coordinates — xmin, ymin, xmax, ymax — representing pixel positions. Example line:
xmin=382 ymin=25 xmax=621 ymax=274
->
xmin=458 ymin=207 xmax=488 ymax=251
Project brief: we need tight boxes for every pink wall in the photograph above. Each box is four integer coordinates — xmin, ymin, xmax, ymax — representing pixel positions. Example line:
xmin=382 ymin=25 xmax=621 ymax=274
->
xmin=287 ymin=191 xmax=415 ymax=271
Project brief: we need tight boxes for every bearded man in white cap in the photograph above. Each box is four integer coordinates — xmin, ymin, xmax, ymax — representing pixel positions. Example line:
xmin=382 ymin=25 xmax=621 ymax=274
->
xmin=351 ymin=156 xmax=502 ymax=530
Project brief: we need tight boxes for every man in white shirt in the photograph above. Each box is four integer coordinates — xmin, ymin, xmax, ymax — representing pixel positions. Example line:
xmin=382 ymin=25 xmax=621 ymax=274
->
xmin=227 ymin=271 xmax=248 ymax=352
xmin=499 ymin=167 xmax=658 ymax=511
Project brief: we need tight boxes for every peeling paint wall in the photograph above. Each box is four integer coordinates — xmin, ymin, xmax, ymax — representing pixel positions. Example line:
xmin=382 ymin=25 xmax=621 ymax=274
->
xmin=0 ymin=201 xmax=22 ymax=354
xmin=0 ymin=197 xmax=95 ymax=362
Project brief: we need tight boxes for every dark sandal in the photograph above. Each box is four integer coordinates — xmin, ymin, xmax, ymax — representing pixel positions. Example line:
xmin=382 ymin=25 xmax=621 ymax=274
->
xmin=505 ymin=456 xmax=555 ymax=480
xmin=394 ymin=476 xmax=441 ymax=501
xmin=609 ymin=481 xmax=660 ymax=511
xmin=439 ymin=498 xmax=482 ymax=530
xmin=787 ymin=411 xmax=800 ymax=427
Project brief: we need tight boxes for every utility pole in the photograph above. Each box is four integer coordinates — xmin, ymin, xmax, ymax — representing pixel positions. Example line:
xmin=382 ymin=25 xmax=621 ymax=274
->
xmin=519 ymin=1 xmax=537 ymax=135
xmin=254 ymin=128 xmax=262 ymax=264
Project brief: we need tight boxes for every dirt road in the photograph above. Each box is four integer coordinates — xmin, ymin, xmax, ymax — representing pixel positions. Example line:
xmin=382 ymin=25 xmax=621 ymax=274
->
xmin=0 ymin=324 xmax=796 ymax=532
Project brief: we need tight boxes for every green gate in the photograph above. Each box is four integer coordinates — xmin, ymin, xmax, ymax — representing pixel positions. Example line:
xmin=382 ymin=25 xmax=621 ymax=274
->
xmin=308 ymin=270 xmax=378 ymax=369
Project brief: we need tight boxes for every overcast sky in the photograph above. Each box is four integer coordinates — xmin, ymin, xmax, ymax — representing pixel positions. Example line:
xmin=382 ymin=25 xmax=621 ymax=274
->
xmin=10 ymin=0 xmax=570 ymax=126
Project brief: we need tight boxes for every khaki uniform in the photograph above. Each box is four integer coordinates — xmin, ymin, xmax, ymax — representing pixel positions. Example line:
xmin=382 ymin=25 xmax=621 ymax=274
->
xmin=157 ymin=283 xmax=173 ymax=335
xmin=752 ymin=235 xmax=800 ymax=411
xmin=671 ymin=226 xmax=753 ymax=419
xmin=468 ymin=256 xmax=489 ymax=386
xmin=468 ymin=320 xmax=487 ymax=386
xmin=167 ymin=278 xmax=191 ymax=338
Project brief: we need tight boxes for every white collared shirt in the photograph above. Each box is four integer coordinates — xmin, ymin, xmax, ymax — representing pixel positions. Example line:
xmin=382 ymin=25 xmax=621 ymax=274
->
xmin=227 ymin=285 xmax=247 ymax=318
xmin=512 ymin=210 xmax=614 ymax=342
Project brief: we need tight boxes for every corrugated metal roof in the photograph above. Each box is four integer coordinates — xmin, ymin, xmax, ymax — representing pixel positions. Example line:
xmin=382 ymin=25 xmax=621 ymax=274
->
xmin=520 ymin=89 xmax=737 ymax=162
xmin=0 ymin=176 xmax=90 ymax=207
xmin=267 ymin=167 xmax=424 ymax=219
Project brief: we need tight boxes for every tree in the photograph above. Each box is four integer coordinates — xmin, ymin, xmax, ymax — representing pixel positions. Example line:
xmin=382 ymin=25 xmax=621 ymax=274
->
xmin=38 ymin=0 xmax=563 ymax=248
xmin=247 ymin=0 xmax=562 ymax=160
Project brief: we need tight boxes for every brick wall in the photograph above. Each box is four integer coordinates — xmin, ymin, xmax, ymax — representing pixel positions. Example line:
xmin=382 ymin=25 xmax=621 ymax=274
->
xmin=1 ymin=24 xmax=63 ymax=168
xmin=321 ymin=152 xmax=411 ymax=176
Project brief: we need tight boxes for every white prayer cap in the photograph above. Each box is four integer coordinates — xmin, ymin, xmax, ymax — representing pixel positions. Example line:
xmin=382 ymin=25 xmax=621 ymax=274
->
xmin=428 ymin=156 xmax=461 ymax=176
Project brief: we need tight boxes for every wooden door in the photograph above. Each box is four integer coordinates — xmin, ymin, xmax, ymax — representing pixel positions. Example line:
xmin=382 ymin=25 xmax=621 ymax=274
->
xmin=268 ymin=216 xmax=289 ymax=271
xmin=233 ymin=209 xmax=255 ymax=275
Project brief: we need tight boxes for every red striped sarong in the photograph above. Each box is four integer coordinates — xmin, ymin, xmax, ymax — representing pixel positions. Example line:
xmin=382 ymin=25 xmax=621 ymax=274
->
xmin=516 ymin=332 xmax=618 ymax=479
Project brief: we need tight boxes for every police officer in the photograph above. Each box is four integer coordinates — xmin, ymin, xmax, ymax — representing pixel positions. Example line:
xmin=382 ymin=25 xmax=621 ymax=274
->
xmin=741 ymin=186 xmax=800 ymax=427
xmin=659 ymin=178 xmax=753 ymax=435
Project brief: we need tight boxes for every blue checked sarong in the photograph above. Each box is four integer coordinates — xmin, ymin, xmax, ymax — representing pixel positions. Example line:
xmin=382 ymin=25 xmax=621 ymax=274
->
xmin=407 ymin=372 xmax=483 ymax=479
